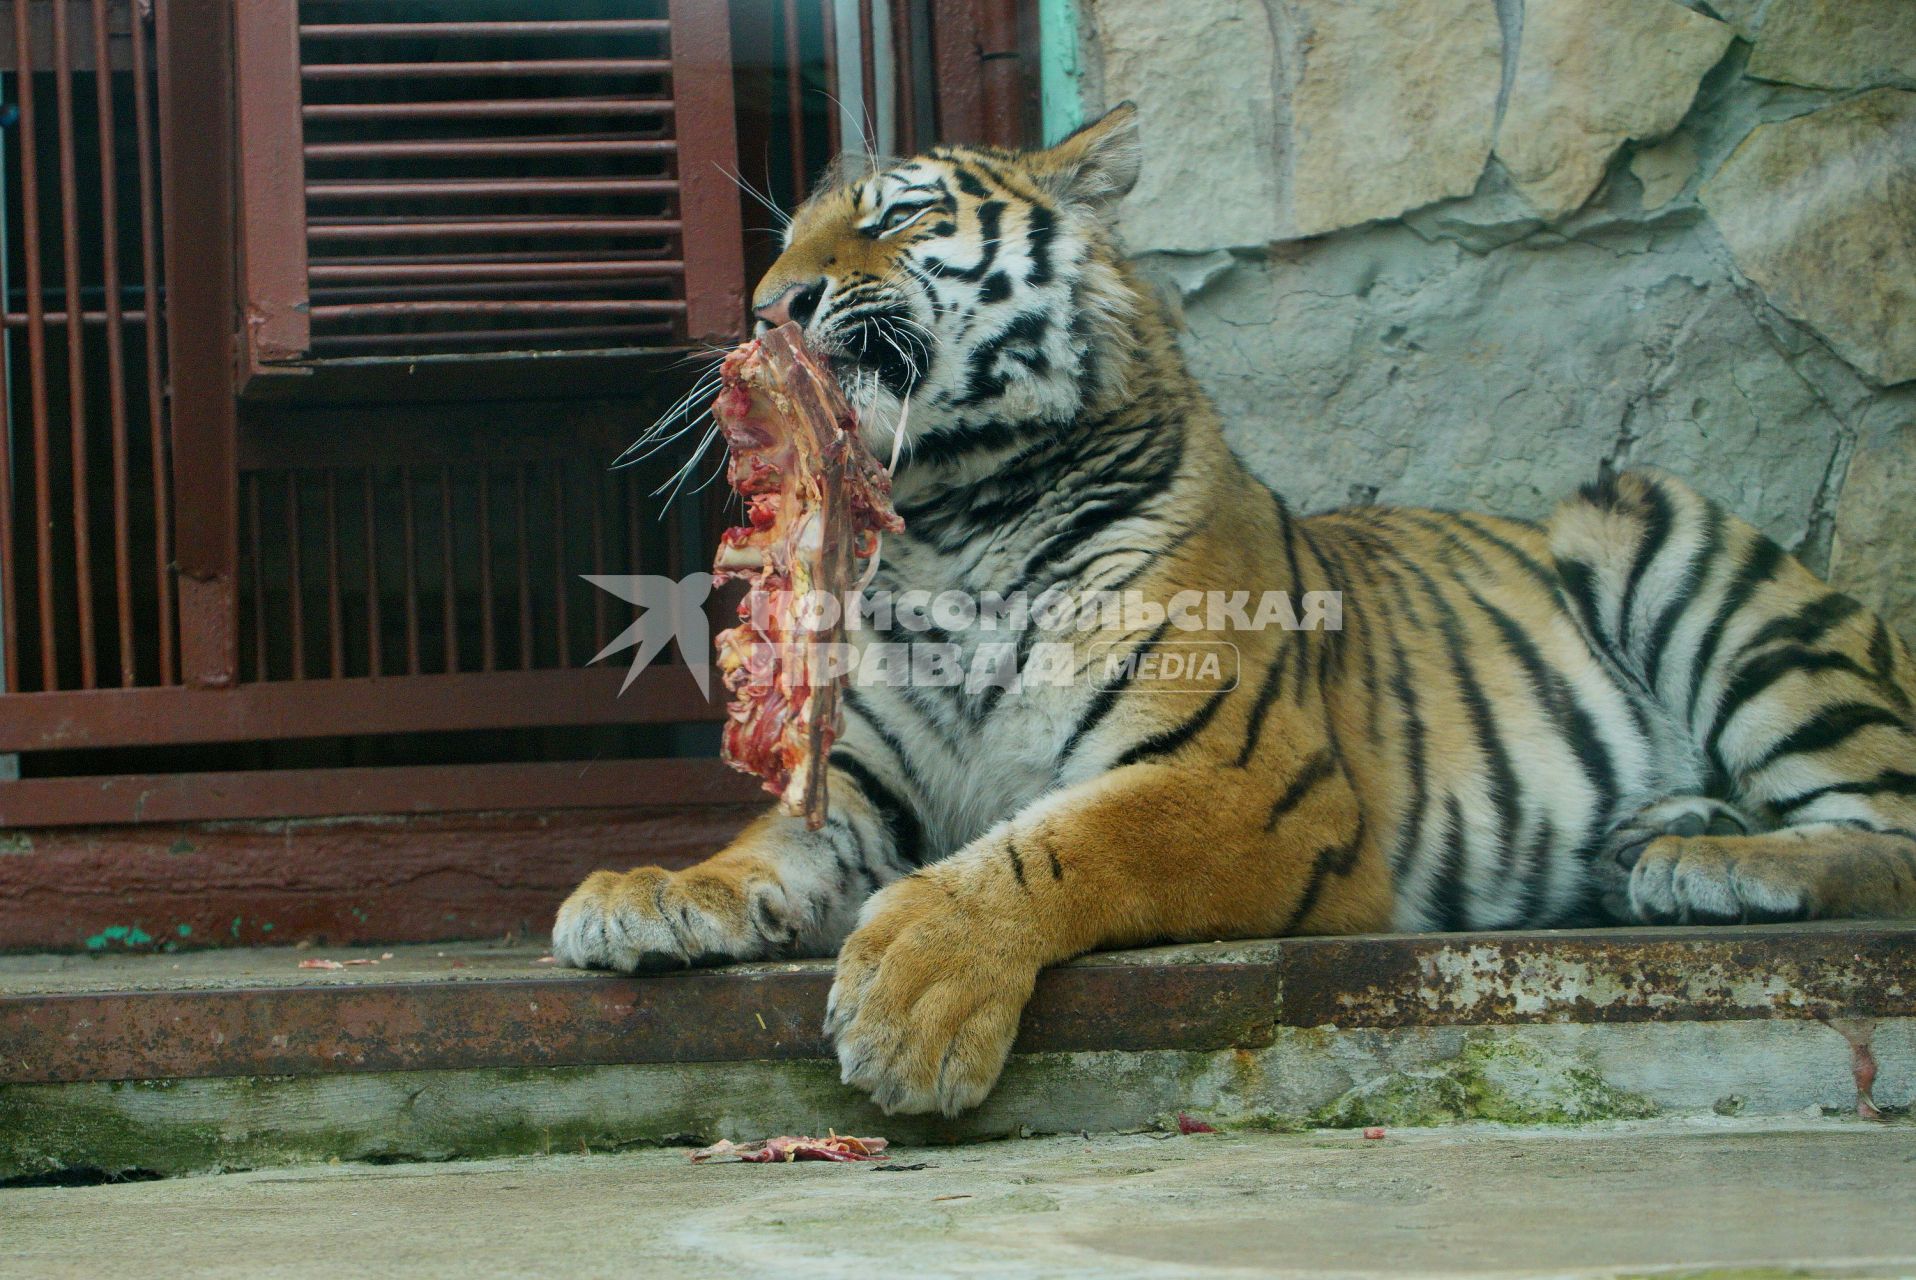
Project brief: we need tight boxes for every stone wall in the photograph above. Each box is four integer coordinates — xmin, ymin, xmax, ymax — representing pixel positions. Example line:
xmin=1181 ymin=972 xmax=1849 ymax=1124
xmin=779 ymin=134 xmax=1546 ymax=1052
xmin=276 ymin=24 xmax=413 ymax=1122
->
xmin=1076 ymin=0 xmax=1916 ymax=633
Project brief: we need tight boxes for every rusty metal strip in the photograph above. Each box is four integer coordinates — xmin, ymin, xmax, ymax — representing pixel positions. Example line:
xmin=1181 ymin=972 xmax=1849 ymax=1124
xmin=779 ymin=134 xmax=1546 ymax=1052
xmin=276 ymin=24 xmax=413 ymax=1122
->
xmin=514 ymin=463 xmax=533 ymax=669
xmin=299 ymin=20 xmax=673 ymax=40
xmin=477 ymin=464 xmax=496 ymax=671
xmin=784 ymin=0 xmax=805 ymax=204
xmin=0 ymin=960 xmax=1279 ymax=1085
xmin=0 ymin=293 xmax=13 ymax=693
xmin=233 ymin=0 xmax=311 ymax=367
xmin=0 ymin=308 xmax=151 ymax=327
xmin=1278 ymin=925 xmax=1916 ymax=1028
xmin=306 ymin=176 xmax=679 ymax=199
xmin=305 ymin=217 xmax=682 ymax=241
xmin=401 ymin=465 xmax=421 ymax=674
xmin=590 ymin=464 xmax=609 ymax=651
xmin=363 ymin=470 xmax=381 ymax=677
xmin=308 ymin=275 xmax=678 ymax=307
xmin=158 ymin=0 xmax=242 ymax=689
xmin=668 ymin=0 xmax=747 ymax=345
xmin=974 ymin=0 xmax=1025 ymax=146
xmin=820 ymin=0 xmax=840 ymax=157
xmin=307 ymin=260 xmax=685 ymax=283
xmin=245 ymin=475 xmax=267 ymax=678
xmin=0 ymin=756 xmax=766 ymax=827
xmin=304 ymin=136 xmax=677 ymax=161
xmin=304 ymin=58 xmax=672 ymax=79
xmin=129 ymin=0 xmax=174 ymax=686
xmin=8 ymin=924 xmax=1915 ymax=1085
xmin=285 ymin=471 xmax=305 ymax=678
xmin=303 ymin=100 xmax=675 ymax=122
xmin=928 ymin=0 xmax=983 ymax=143
xmin=13 ymin=0 xmax=57 ymax=692
xmin=0 ymin=0 xmax=20 ymax=693
xmin=308 ymin=300 xmax=689 ymax=319
xmin=324 ymin=471 xmax=343 ymax=677
xmin=892 ymin=0 xmax=919 ymax=153
xmin=309 ymin=326 xmax=677 ymax=353
xmin=0 ymin=666 xmax=724 ymax=753
xmin=51 ymin=0 xmax=97 ymax=688
xmin=311 ymin=277 xmax=679 ymax=303
xmin=859 ymin=0 xmax=877 ymax=145
xmin=304 ymin=249 xmax=674 ymax=270
xmin=439 ymin=466 xmax=458 ymax=673
xmin=549 ymin=463 xmax=569 ymax=668
xmin=89 ymin=0 xmax=133 ymax=686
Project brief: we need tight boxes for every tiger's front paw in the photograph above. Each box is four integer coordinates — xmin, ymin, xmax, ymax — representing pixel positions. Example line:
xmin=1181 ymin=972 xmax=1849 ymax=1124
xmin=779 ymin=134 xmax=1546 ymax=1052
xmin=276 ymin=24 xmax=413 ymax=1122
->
xmin=552 ymin=865 xmax=801 ymax=972
xmin=825 ymin=871 xmax=1040 ymax=1115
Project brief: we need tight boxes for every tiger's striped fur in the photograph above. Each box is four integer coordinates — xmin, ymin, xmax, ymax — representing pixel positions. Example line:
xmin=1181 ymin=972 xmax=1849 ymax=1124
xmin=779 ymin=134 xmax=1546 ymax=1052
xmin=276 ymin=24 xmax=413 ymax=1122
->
xmin=555 ymin=104 xmax=1916 ymax=1114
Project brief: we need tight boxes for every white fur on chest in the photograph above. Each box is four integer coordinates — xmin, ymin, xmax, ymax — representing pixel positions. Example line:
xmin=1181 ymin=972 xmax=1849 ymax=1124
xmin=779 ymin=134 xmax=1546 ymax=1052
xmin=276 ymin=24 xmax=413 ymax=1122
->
xmin=835 ymin=533 xmax=1102 ymax=857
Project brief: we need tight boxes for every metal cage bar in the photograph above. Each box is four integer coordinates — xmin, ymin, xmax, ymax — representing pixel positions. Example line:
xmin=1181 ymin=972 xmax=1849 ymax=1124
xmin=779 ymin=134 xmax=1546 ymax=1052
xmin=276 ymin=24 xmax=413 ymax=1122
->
xmin=1 ymin=0 xmax=180 ymax=696
xmin=0 ymin=0 xmax=1037 ymax=783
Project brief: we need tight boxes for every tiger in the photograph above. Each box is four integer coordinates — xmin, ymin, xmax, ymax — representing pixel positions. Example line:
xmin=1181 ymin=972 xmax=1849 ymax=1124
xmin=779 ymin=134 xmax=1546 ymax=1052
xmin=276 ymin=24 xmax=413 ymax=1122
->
xmin=553 ymin=103 xmax=1916 ymax=1116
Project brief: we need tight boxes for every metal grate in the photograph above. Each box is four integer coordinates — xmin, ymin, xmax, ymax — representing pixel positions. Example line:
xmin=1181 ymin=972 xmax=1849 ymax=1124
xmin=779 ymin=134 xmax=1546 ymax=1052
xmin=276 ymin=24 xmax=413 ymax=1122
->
xmin=743 ymin=0 xmax=933 ymax=210
xmin=238 ymin=446 xmax=715 ymax=684
xmin=0 ymin=0 xmax=173 ymax=695
xmin=0 ymin=0 xmax=1038 ymax=825
xmin=298 ymin=5 xmax=681 ymax=357
xmin=236 ymin=0 xmax=746 ymax=369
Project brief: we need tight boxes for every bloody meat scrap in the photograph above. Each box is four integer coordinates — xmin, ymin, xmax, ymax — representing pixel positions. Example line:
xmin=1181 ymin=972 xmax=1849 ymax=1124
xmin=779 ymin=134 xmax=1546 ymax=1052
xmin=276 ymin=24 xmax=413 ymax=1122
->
xmin=711 ymin=321 xmax=903 ymax=829
xmin=689 ymin=1132 xmax=890 ymax=1164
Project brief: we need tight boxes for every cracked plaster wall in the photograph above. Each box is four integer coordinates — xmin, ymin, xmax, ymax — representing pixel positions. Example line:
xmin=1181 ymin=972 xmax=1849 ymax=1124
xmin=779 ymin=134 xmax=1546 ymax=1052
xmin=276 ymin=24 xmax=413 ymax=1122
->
xmin=1077 ymin=0 xmax=1916 ymax=633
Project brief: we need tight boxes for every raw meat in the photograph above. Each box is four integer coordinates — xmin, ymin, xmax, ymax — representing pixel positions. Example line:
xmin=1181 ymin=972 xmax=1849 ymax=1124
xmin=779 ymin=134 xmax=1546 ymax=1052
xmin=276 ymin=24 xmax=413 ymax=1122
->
xmin=711 ymin=321 xmax=903 ymax=828
xmin=688 ymin=1132 xmax=890 ymax=1164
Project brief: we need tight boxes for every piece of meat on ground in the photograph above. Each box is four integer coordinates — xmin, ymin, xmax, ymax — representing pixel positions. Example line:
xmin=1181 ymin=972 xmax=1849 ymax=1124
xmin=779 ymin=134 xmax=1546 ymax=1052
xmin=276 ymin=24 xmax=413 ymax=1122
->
xmin=688 ymin=1133 xmax=890 ymax=1164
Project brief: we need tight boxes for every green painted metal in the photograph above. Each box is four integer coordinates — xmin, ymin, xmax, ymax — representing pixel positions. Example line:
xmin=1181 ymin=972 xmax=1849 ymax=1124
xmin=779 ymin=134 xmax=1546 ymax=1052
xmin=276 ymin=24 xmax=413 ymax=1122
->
xmin=1038 ymin=0 xmax=1084 ymax=143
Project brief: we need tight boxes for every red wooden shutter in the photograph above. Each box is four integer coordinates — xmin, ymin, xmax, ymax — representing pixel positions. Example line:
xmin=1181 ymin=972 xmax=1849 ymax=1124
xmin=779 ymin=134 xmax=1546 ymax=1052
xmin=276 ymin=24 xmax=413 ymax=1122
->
xmin=233 ymin=0 xmax=748 ymax=381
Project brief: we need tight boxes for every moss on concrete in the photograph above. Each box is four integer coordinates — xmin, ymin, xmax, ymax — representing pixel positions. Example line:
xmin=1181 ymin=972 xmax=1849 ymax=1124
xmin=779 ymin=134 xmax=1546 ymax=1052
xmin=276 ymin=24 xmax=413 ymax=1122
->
xmin=3 ymin=1020 xmax=1873 ymax=1181
xmin=3 ymin=1056 xmax=1135 ymax=1181
xmin=1308 ymin=1035 xmax=1658 ymax=1129
xmin=3 ymin=1080 xmax=264 ymax=1181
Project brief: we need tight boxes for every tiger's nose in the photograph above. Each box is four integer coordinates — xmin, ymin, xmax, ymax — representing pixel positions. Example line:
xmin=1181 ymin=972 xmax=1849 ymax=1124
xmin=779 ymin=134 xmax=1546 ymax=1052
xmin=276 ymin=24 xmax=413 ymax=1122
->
xmin=754 ymin=279 xmax=825 ymax=330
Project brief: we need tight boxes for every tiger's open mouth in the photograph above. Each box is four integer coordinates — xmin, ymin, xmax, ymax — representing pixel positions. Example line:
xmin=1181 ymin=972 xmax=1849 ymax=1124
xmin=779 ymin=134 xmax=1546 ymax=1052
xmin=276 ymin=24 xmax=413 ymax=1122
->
xmin=822 ymin=309 xmax=929 ymax=400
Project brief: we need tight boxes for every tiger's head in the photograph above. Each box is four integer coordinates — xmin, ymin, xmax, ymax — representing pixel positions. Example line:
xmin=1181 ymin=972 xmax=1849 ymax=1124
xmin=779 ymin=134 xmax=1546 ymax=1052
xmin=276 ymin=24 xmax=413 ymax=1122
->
xmin=750 ymin=103 xmax=1145 ymax=475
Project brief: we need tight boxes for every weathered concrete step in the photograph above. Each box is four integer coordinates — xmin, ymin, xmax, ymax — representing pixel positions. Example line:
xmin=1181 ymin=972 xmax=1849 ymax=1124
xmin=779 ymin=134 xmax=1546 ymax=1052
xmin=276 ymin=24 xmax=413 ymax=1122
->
xmin=11 ymin=1122 xmax=1913 ymax=1279
xmin=2 ymin=923 xmax=1911 ymax=1180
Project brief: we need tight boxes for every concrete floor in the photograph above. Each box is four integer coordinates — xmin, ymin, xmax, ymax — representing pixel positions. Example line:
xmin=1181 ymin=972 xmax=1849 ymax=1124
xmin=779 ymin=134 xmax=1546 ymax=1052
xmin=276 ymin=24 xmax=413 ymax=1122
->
xmin=4 ymin=1117 xmax=1912 ymax=1279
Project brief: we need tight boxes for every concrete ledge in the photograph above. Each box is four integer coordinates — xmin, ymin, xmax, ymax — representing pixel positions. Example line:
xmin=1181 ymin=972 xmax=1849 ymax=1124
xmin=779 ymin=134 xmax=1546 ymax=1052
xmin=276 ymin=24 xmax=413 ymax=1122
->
xmin=4 ymin=1020 xmax=1909 ymax=1182
xmin=4 ymin=923 xmax=1912 ymax=1085
xmin=2 ymin=923 xmax=1911 ymax=1180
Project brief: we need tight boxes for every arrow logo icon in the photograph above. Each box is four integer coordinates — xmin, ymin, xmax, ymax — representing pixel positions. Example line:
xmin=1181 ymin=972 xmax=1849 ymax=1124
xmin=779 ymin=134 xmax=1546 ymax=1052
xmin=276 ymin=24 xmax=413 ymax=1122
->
xmin=582 ymin=573 xmax=717 ymax=697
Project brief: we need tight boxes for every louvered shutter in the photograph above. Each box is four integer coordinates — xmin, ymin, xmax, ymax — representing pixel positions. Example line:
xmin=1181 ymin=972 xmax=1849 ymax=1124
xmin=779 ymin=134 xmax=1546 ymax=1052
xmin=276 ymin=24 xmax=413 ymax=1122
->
xmin=233 ymin=0 xmax=747 ymax=378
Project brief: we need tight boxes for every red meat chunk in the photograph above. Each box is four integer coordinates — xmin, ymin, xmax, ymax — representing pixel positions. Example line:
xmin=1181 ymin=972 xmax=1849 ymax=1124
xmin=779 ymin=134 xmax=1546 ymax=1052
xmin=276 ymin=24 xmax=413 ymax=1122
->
xmin=710 ymin=322 xmax=903 ymax=828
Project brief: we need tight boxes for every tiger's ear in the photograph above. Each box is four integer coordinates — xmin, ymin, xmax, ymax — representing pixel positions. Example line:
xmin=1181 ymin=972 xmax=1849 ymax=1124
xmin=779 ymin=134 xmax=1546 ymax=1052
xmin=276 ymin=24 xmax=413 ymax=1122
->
xmin=1029 ymin=102 xmax=1142 ymax=208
